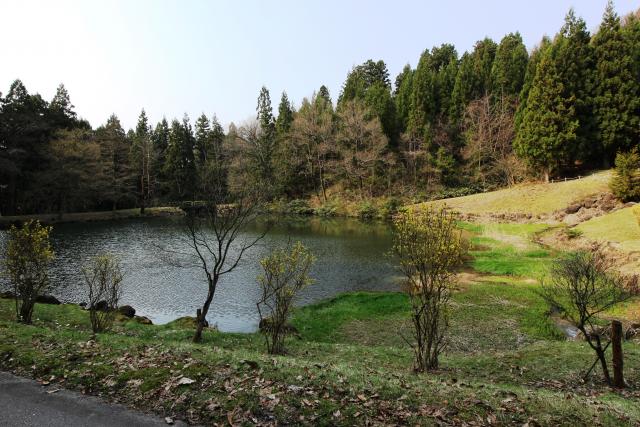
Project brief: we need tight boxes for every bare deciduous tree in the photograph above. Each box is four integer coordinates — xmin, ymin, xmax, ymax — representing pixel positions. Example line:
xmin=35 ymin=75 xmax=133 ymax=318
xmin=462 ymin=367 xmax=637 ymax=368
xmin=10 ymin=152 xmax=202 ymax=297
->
xmin=83 ymin=254 xmax=124 ymax=334
xmin=337 ymin=100 xmax=391 ymax=197
xmin=257 ymin=241 xmax=315 ymax=354
xmin=393 ymin=207 xmax=468 ymax=371
xmin=176 ymin=192 xmax=265 ymax=343
xmin=462 ymin=95 xmax=527 ymax=187
xmin=539 ymin=247 xmax=634 ymax=385
xmin=289 ymin=95 xmax=335 ymax=201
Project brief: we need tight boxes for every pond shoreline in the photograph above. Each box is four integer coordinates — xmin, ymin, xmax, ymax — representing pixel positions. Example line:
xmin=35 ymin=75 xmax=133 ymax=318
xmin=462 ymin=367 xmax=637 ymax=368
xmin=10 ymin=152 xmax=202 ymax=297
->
xmin=0 ymin=206 xmax=184 ymax=229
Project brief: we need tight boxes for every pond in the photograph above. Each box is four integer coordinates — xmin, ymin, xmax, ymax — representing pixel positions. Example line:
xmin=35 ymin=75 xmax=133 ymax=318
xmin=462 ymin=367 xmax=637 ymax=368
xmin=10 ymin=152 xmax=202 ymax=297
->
xmin=0 ymin=216 xmax=400 ymax=332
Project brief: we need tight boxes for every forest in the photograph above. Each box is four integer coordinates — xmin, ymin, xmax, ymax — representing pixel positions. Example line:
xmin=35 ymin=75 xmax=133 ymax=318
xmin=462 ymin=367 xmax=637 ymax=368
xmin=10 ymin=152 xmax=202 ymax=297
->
xmin=0 ymin=2 xmax=639 ymax=216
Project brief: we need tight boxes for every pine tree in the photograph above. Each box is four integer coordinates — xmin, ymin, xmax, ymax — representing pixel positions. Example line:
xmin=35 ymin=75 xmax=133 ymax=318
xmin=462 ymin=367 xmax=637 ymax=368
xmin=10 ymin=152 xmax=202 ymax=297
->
xmin=131 ymin=109 xmax=153 ymax=213
xmin=514 ymin=52 xmax=579 ymax=181
xmin=491 ymin=33 xmax=528 ymax=98
xmin=152 ymin=118 xmax=170 ymax=198
xmin=592 ymin=1 xmax=640 ymax=163
xmin=194 ymin=113 xmax=212 ymax=166
xmin=96 ymin=114 xmax=134 ymax=209
xmin=165 ymin=115 xmax=197 ymax=200
xmin=49 ymin=83 xmax=77 ymax=129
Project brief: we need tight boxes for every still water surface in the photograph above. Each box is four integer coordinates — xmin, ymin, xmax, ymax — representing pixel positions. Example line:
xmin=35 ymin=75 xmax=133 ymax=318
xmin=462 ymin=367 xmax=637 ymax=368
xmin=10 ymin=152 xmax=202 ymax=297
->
xmin=1 ymin=217 xmax=399 ymax=331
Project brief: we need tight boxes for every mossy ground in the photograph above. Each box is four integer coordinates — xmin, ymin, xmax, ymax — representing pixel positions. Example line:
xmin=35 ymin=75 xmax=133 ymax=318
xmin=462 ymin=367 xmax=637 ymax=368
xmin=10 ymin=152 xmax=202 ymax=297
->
xmin=1 ymin=220 xmax=639 ymax=425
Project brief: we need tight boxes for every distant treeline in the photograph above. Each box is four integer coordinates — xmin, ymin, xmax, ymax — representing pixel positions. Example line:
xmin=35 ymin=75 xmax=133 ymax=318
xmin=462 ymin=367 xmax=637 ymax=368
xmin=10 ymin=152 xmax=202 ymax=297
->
xmin=1 ymin=2 xmax=638 ymax=215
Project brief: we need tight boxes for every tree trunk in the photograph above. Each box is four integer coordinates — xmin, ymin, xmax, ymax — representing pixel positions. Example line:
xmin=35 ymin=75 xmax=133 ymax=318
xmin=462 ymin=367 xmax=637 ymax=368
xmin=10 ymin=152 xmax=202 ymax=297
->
xmin=19 ymin=299 xmax=34 ymax=324
xmin=193 ymin=279 xmax=216 ymax=343
xmin=595 ymin=334 xmax=612 ymax=385
xmin=611 ymin=320 xmax=624 ymax=388
xmin=543 ymin=168 xmax=550 ymax=183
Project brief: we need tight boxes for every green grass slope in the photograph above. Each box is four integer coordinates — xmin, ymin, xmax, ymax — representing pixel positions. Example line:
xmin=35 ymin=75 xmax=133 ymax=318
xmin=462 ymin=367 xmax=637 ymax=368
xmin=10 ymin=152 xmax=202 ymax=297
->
xmin=416 ymin=171 xmax=611 ymax=216
xmin=576 ymin=205 xmax=640 ymax=252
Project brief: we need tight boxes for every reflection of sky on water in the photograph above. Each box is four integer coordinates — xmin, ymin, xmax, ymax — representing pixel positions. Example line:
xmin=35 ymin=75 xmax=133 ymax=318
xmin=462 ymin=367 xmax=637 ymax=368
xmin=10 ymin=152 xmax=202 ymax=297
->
xmin=0 ymin=216 xmax=400 ymax=332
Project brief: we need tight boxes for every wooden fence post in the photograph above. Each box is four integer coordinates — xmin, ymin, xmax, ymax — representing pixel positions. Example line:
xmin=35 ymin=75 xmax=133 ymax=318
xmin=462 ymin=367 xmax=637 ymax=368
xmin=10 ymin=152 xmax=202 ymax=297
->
xmin=611 ymin=320 xmax=624 ymax=388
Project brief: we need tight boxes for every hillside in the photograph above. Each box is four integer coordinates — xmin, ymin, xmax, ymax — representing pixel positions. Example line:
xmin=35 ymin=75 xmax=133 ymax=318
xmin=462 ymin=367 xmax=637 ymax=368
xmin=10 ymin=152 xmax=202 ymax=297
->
xmin=419 ymin=171 xmax=612 ymax=218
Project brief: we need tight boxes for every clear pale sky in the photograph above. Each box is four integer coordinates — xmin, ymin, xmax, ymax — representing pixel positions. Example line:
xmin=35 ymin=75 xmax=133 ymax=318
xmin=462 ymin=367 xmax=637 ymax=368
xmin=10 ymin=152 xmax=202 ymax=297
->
xmin=1 ymin=0 xmax=637 ymax=130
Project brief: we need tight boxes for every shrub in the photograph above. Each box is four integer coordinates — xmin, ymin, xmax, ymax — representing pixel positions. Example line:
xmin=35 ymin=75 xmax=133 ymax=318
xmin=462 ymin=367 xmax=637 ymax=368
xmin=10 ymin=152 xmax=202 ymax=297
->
xmin=564 ymin=228 xmax=583 ymax=239
xmin=381 ymin=197 xmax=402 ymax=218
xmin=257 ymin=242 xmax=315 ymax=354
xmin=393 ymin=207 xmax=469 ymax=371
xmin=83 ymin=254 xmax=124 ymax=334
xmin=610 ymin=149 xmax=640 ymax=202
xmin=357 ymin=202 xmax=378 ymax=220
xmin=285 ymin=199 xmax=314 ymax=215
xmin=315 ymin=201 xmax=338 ymax=217
xmin=539 ymin=247 xmax=631 ymax=385
xmin=3 ymin=220 xmax=55 ymax=324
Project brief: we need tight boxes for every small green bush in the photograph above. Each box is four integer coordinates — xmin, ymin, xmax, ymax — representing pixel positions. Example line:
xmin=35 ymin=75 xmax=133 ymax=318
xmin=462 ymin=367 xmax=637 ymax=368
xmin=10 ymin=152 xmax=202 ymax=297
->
xmin=610 ymin=149 xmax=640 ymax=202
xmin=357 ymin=202 xmax=378 ymax=220
xmin=381 ymin=197 xmax=402 ymax=218
xmin=315 ymin=202 xmax=338 ymax=217
xmin=564 ymin=228 xmax=583 ymax=240
xmin=285 ymin=199 xmax=314 ymax=215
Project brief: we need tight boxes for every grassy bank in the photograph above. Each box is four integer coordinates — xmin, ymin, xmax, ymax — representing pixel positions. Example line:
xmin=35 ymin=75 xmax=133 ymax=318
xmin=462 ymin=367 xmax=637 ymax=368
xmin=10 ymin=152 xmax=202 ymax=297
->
xmin=0 ymin=206 xmax=183 ymax=228
xmin=418 ymin=171 xmax=612 ymax=217
xmin=1 ymin=220 xmax=639 ymax=425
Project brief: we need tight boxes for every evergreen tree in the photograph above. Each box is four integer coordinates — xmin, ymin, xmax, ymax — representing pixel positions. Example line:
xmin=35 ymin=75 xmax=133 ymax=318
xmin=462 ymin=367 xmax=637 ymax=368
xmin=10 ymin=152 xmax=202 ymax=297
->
xmin=592 ymin=1 xmax=640 ymax=163
xmin=96 ymin=114 xmax=134 ymax=209
xmin=165 ymin=115 xmax=197 ymax=199
xmin=254 ymin=86 xmax=277 ymax=188
xmin=516 ymin=37 xmax=551 ymax=132
xmin=553 ymin=9 xmax=597 ymax=163
xmin=394 ymin=65 xmax=414 ymax=134
xmin=491 ymin=33 xmax=528 ymax=98
xmin=194 ymin=113 xmax=212 ymax=166
xmin=275 ymin=91 xmax=294 ymax=137
xmin=49 ymin=83 xmax=78 ymax=129
xmin=514 ymin=52 xmax=579 ymax=181
xmin=200 ymin=115 xmax=227 ymax=198
xmin=472 ymin=38 xmax=498 ymax=97
xmin=450 ymin=52 xmax=477 ymax=122
xmin=338 ymin=60 xmax=395 ymax=141
xmin=152 ymin=117 xmax=170 ymax=198
xmin=318 ymin=85 xmax=332 ymax=106
xmin=408 ymin=49 xmax=435 ymax=139
xmin=131 ymin=109 xmax=153 ymax=212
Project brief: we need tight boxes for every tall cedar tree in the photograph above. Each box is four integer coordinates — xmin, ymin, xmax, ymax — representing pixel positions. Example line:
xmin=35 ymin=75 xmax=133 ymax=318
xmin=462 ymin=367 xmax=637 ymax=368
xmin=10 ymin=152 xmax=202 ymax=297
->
xmin=394 ymin=65 xmax=414 ymax=134
xmin=275 ymin=92 xmax=294 ymax=138
xmin=490 ymin=33 xmax=528 ymax=98
xmin=592 ymin=1 xmax=640 ymax=164
xmin=515 ymin=37 xmax=551 ymax=132
xmin=554 ymin=10 xmax=597 ymax=165
xmin=515 ymin=52 xmax=579 ymax=181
